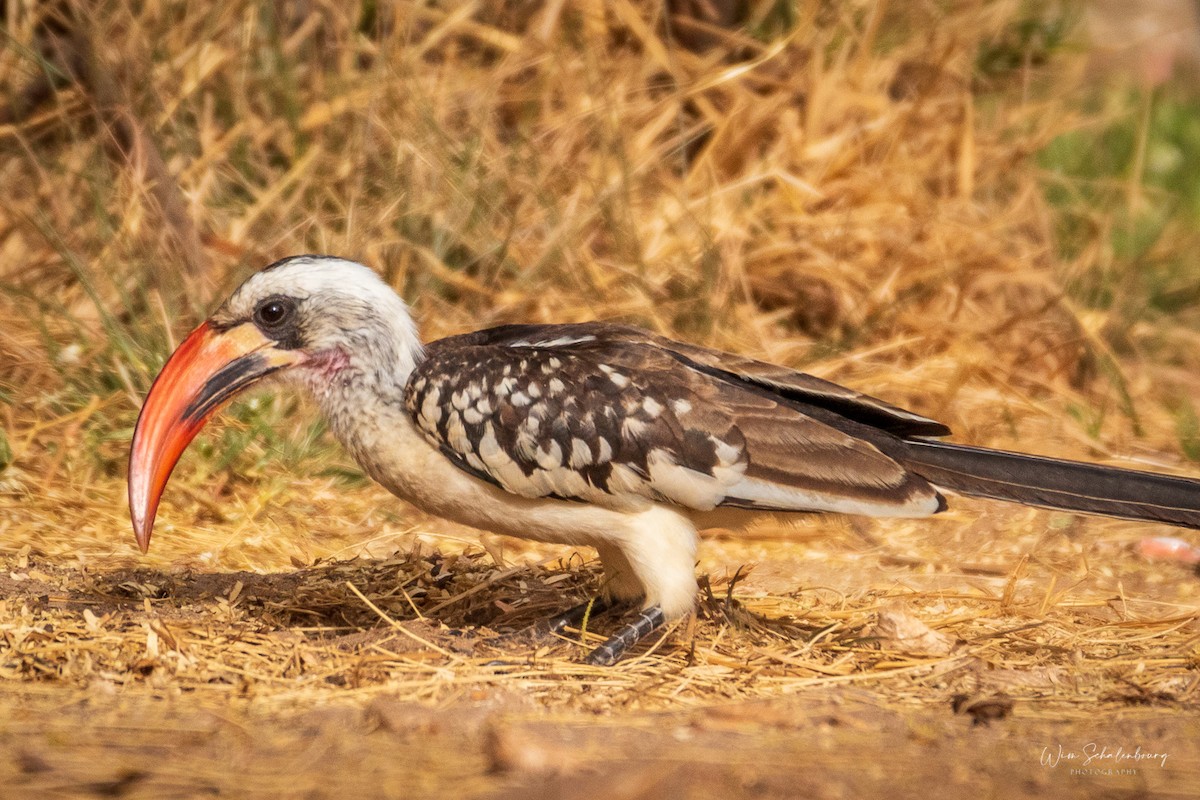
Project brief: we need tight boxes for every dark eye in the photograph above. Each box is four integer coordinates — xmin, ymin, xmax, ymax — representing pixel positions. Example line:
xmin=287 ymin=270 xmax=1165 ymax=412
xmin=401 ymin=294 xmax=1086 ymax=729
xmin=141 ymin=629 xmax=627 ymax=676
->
xmin=254 ymin=297 xmax=294 ymax=329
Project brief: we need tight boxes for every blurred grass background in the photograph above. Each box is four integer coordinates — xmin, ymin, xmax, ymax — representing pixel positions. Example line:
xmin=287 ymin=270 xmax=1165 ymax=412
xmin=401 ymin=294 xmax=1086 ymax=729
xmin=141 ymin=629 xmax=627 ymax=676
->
xmin=2 ymin=0 xmax=1200 ymax=568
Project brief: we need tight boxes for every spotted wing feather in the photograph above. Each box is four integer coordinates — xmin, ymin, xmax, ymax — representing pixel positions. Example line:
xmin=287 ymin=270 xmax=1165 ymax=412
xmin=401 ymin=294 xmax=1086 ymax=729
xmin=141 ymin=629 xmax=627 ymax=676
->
xmin=439 ymin=323 xmax=950 ymax=437
xmin=404 ymin=324 xmax=943 ymax=517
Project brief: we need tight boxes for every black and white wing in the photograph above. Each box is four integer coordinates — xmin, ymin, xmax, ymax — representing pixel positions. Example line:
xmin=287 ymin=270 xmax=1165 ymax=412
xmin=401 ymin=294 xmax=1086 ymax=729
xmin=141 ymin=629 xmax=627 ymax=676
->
xmin=403 ymin=323 xmax=945 ymax=516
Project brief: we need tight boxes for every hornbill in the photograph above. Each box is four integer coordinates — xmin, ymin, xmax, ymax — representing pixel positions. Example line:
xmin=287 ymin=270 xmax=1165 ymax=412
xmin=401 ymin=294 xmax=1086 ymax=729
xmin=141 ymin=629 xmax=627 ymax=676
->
xmin=129 ymin=255 xmax=1200 ymax=665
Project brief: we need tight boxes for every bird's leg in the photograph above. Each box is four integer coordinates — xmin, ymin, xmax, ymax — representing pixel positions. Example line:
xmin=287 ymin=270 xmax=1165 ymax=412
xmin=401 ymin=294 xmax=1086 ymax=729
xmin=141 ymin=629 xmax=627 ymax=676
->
xmin=542 ymin=595 xmax=613 ymax=634
xmin=482 ymin=597 xmax=617 ymax=664
xmin=577 ymin=530 xmax=693 ymax=665
xmin=583 ymin=606 xmax=666 ymax=666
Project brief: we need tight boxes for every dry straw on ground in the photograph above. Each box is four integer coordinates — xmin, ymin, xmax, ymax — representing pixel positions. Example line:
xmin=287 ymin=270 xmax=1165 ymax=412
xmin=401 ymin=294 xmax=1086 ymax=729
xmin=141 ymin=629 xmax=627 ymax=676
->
xmin=1 ymin=1 xmax=1199 ymax=797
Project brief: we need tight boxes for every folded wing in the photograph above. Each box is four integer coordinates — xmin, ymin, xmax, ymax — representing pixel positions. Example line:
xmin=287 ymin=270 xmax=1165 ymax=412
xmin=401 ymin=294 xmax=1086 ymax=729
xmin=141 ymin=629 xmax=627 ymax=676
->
xmin=404 ymin=323 xmax=944 ymax=517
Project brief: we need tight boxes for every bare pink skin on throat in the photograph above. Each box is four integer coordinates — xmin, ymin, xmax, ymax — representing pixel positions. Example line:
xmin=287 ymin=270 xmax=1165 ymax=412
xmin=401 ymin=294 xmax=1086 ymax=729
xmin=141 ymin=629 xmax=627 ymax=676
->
xmin=304 ymin=347 xmax=350 ymax=379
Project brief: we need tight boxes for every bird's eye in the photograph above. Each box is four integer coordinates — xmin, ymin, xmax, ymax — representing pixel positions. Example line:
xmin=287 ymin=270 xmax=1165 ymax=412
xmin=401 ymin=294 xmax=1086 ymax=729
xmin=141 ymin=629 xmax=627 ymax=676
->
xmin=254 ymin=298 xmax=294 ymax=329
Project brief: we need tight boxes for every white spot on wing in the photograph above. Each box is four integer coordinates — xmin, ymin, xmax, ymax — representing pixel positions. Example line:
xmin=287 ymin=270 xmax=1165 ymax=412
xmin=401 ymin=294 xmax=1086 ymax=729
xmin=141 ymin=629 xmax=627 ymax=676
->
xmin=420 ymin=387 xmax=443 ymax=428
xmin=478 ymin=424 xmax=502 ymax=460
xmin=551 ymin=468 xmax=591 ymax=497
xmin=509 ymin=335 xmax=596 ymax=348
xmin=607 ymin=463 xmax=649 ymax=496
xmin=622 ymin=417 xmax=647 ymax=438
xmin=495 ymin=461 xmax=534 ymax=493
xmin=646 ymin=449 xmax=723 ymax=510
xmin=515 ymin=427 xmax=539 ymax=460
xmin=569 ymin=438 xmax=592 ymax=467
xmin=598 ymin=363 xmax=630 ymax=388
xmin=536 ymin=440 xmax=563 ymax=470
xmin=446 ymin=412 xmax=471 ymax=455
xmin=712 ymin=437 xmax=741 ymax=468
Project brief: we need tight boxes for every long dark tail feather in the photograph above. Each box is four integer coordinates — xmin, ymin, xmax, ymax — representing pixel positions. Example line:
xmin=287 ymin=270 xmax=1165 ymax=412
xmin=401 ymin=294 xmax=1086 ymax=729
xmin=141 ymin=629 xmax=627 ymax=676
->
xmin=899 ymin=439 xmax=1200 ymax=530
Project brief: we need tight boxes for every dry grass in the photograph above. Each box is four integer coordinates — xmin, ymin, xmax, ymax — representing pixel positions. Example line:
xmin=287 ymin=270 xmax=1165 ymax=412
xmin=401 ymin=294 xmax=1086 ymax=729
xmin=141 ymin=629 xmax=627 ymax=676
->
xmin=2 ymin=528 xmax=1199 ymax=707
xmin=2 ymin=0 xmax=1200 ymax=796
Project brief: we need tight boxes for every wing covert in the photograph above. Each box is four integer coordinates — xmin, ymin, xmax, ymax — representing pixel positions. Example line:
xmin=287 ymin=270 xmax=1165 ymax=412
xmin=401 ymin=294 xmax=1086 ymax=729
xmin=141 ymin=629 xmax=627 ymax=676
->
xmin=404 ymin=334 xmax=747 ymax=510
xmin=404 ymin=324 xmax=943 ymax=517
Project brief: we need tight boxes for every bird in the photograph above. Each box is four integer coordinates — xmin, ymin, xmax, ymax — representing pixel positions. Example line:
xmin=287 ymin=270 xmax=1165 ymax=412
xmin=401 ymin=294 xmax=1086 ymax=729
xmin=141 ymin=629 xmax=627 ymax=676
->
xmin=128 ymin=255 xmax=1200 ymax=665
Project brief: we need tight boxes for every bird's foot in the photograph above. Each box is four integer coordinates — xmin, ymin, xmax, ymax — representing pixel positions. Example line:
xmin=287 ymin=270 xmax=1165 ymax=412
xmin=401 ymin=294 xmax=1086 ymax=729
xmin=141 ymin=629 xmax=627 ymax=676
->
xmin=481 ymin=596 xmax=615 ymax=667
xmin=540 ymin=596 xmax=613 ymax=636
xmin=481 ymin=599 xmax=665 ymax=666
xmin=583 ymin=606 xmax=666 ymax=666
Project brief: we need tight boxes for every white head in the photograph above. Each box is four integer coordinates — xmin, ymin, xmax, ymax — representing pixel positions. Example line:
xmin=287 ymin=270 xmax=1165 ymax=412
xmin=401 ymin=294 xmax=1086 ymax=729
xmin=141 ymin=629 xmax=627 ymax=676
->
xmin=213 ymin=255 xmax=422 ymax=392
xmin=128 ymin=255 xmax=422 ymax=551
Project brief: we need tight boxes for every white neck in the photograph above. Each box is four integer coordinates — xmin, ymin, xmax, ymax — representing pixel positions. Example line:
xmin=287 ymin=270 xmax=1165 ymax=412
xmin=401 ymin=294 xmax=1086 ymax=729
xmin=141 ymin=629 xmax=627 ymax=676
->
xmin=294 ymin=309 xmax=423 ymax=411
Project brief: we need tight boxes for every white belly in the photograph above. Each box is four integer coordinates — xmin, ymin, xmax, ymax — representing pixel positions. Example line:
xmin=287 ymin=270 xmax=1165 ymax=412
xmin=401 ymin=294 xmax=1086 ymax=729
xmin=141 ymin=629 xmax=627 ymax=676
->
xmin=327 ymin=399 xmax=702 ymax=617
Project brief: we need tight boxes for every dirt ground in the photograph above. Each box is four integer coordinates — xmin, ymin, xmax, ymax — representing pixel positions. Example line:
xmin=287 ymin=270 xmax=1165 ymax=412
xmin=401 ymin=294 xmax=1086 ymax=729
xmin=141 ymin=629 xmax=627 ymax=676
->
xmin=1 ymin=502 xmax=1197 ymax=799
xmin=1 ymin=682 xmax=1195 ymax=799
